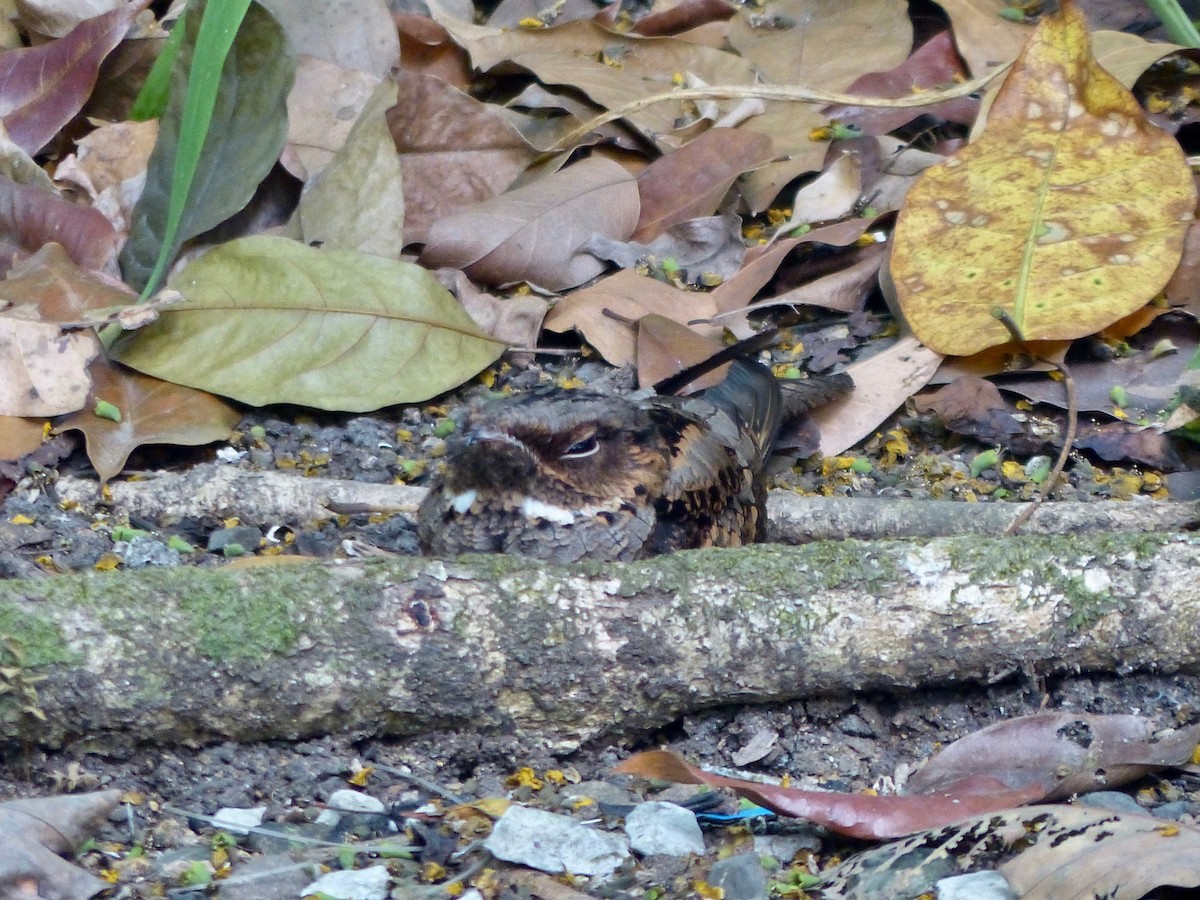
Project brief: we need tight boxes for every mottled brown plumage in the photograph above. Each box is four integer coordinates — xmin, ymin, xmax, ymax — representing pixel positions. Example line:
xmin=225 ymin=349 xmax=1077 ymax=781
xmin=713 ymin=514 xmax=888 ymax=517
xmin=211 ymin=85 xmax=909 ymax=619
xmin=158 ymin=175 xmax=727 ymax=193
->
xmin=417 ymin=362 xmax=849 ymax=562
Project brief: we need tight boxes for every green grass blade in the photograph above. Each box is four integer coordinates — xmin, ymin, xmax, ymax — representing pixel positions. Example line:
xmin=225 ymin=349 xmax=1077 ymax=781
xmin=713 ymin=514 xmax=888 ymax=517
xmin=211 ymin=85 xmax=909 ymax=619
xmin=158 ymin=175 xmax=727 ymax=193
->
xmin=139 ymin=0 xmax=254 ymax=299
xmin=129 ymin=9 xmax=188 ymax=121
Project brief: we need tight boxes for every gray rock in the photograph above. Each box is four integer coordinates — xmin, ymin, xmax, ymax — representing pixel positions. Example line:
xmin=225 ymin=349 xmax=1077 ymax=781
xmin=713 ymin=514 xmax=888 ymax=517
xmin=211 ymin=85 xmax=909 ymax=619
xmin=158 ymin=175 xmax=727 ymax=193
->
xmin=122 ymin=536 xmax=182 ymax=568
xmin=625 ymin=801 xmax=705 ymax=857
xmin=302 ymin=865 xmax=391 ymax=900
xmin=327 ymin=788 xmax=386 ymax=814
xmin=936 ymin=870 xmax=1016 ymax=900
xmin=709 ymin=853 xmax=768 ymax=900
xmin=1076 ymin=790 xmax=1145 ymax=817
xmin=485 ymin=805 xmax=629 ymax=875
xmin=211 ymin=806 xmax=266 ymax=835
xmin=206 ymin=525 xmax=262 ymax=554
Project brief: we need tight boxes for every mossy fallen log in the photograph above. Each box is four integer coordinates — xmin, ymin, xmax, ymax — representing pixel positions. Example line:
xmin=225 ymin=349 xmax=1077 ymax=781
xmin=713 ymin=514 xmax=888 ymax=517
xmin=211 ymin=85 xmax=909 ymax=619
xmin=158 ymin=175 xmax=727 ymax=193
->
xmin=0 ymin=533 xmax=1196 ymax=752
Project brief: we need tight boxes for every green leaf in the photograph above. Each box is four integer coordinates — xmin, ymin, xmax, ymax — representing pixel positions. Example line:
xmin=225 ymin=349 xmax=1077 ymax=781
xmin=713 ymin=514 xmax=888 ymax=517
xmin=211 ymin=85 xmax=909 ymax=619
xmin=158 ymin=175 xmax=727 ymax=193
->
xmin=130 ymin=10 xmax=188 ymax=121
xmin=109 ymin=236 xmax=506 ymax=411
xmin=120 ymin=0 xmax=295 ymax=295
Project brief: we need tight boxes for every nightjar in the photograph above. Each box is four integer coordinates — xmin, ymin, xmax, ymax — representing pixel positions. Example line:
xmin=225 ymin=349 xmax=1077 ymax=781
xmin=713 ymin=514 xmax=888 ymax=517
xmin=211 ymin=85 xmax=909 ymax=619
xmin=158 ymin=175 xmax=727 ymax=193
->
xmin=417 ymin=361 xmax=850 ymax=562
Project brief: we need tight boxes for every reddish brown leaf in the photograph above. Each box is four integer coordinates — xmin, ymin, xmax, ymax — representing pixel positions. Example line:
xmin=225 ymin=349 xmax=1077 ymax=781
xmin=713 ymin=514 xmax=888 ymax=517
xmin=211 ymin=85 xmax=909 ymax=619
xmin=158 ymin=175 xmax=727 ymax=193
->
xmin=395 ymin=13 xmax=472 ymax=89
xmin=0 ymin=1 xmax=150 ymax=154
xmin=632 ymin=0 xmax=737 ymax=38
xmin=633 ymin=128 xmax=774 ymax=243
xmin=914 ymin=376 xmax=1024 ymax=444
xmin=633 ymin=0 xmax=734 ymax=36
xmin=0 ymin=178 xmax=118 ymax=277
xmin=616 ymin=750 xmax=1043 ymax=839
xmin=55 ymin=358 xmax=241 ymax=483
xmin=823 ymin=31 xmax=978 ymax=135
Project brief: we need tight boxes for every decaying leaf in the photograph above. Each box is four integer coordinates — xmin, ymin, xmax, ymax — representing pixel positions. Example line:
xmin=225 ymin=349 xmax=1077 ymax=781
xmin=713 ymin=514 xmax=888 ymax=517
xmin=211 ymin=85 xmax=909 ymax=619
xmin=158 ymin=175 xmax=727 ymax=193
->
xmin=818 ymin=804 xmax=1200 ymax=900
xmin=110 ymin=236 xmax=505 ymax=411
xmin=907 ymin=713 xmax=1200 ymax=800
xmin=0 ymin=1 xmax=150 ymax=154
xmin=54 ymin=357 xmax=241 ymax=483
xmin=891 ymin=0 xmax=1196 ymax=356
xmin=389 ymin=70 xmax=538 ymax=246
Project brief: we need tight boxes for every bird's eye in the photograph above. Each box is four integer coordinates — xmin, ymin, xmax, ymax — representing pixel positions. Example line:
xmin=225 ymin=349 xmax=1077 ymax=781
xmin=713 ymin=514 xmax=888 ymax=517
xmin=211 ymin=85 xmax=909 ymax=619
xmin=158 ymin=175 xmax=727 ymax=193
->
xmin=561 ymin=436 xmax=599 ymax=459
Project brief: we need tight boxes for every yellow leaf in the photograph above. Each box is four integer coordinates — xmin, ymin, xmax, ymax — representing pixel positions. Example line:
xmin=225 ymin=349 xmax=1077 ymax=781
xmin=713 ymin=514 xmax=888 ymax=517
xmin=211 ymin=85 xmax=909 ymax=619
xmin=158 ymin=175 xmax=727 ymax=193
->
xmin=891 ymin=0 xmax=1195 ymax=356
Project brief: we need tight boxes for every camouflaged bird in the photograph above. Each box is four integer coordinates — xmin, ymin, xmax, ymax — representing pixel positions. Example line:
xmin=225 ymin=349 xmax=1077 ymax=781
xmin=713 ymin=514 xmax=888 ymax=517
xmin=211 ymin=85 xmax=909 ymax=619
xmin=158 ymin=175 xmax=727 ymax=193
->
xmin=417 ymin=361 xmax=850 ymax=562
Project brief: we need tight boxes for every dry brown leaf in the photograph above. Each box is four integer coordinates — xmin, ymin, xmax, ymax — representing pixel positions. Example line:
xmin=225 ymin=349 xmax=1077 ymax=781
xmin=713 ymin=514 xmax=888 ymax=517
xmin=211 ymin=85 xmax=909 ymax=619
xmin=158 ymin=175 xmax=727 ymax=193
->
xmin=282 ymin=56 xmax=380 ymax=181
xmin=420 ymin=156 xmax=639 ymax=291
xmin=543 ymin=268 xmax=721 ymax=366
xmin=441 ymin=17 xmax=756 ymax=145
xmin=635 ymin=313 xmax=725 ymax=388
xmin=54 ymin=358 xmax=241 ymax=483
xmin=389 ymin=70 xmax=537 ymax=246
xmin=617 ymin=750 xmax=1043 ymax=840
xmin=0 ymin=414 xmax=46 ymax=461
xmin=632 ymin=127 xmax=774 ymax=243
xmin=395 ymin=11 xmax=472 ymax=89
xmin=932 ymin=0 xmax=1032 ymax=75
xmin=811 ymin=335 xmax=943 ymax=456
xmin=729 ymin=0 xmax=912 ymax=211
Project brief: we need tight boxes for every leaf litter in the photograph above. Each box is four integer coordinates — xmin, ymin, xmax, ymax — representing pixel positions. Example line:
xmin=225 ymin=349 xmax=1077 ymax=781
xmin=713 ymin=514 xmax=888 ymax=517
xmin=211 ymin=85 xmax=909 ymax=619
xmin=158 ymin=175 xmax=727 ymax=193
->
xmin=0 ymin=0 xmax=1199 ymax=896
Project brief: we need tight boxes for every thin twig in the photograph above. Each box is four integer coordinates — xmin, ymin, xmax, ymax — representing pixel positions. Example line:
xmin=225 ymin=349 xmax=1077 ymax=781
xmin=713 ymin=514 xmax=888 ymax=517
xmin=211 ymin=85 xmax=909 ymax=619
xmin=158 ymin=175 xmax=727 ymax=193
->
xmin=544 ymin=65 xmax=1011 ymax=153
xmin=990 ymin=310 xmax=1078 ymax=536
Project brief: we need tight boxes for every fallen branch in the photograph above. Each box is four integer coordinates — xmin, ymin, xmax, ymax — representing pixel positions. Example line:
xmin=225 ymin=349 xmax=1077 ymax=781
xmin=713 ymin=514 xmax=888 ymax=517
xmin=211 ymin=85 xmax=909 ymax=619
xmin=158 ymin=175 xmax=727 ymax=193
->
xmin=2 ymin=531 xmax=1197 ymax=751
xmin=55 ymin=466 xmax=1200 ymax=541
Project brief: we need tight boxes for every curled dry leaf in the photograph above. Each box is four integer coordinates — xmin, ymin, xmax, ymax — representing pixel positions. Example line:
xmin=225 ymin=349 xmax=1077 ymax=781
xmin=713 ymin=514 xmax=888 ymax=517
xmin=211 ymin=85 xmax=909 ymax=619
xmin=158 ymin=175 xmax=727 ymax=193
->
xmin=420 ymin=156 xmax=639 ymax=291
xmin=0 ymin=790 xmax=120 ymax=900
xmin=891 ymin=0 xmax=1196 ymax=356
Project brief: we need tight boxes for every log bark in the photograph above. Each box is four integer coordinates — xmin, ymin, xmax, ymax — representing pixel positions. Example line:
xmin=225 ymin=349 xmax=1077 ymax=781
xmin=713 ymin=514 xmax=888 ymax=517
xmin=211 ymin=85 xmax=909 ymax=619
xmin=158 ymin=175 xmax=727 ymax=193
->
xmin=55 ymin=465 xmax=1200 ymax=541
xmin=0 ymin=532 xmax=1197 ymax=752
